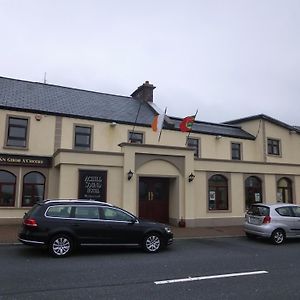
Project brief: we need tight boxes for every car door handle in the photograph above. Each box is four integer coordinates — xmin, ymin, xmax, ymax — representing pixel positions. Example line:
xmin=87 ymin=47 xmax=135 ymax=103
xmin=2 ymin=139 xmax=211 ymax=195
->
xmin=71 ymin=223 xmax=80 ymax=227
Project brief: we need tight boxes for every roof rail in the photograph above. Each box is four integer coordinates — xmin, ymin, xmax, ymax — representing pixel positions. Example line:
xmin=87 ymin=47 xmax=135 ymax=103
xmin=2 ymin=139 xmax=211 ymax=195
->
xmin=42 ymin=199 xmax=113 ymax=206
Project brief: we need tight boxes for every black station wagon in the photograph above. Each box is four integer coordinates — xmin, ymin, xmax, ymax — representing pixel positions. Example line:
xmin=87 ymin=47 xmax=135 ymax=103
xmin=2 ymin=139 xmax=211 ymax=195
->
xmin=18 ymin=199 xmax=173 ymax=257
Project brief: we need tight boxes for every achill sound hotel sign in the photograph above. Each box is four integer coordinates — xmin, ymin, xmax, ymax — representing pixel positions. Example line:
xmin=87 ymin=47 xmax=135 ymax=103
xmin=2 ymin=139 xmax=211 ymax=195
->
xmin=0 ymin=154 xmax=52 ymax=168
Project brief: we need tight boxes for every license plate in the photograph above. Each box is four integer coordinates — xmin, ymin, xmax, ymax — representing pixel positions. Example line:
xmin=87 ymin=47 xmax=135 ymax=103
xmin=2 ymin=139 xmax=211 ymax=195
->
xmin=249 ymin=216 xmax=261 ymax=225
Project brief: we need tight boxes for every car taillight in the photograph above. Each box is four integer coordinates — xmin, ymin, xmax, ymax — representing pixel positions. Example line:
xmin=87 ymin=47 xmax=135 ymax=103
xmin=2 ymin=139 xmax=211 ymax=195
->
xmin=263 ymin=216 xmax=271 ymax=224
xmin=24 ymin=218 xmax=38 ymax=227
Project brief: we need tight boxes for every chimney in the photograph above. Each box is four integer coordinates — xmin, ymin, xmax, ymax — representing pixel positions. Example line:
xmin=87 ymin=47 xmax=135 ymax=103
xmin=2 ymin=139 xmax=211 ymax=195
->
xmin=131 ymin=81 xmax=156 ymax=102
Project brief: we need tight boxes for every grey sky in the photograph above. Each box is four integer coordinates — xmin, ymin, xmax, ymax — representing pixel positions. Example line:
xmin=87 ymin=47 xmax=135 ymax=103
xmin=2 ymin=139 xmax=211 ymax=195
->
xmin=1 ymin=0 xmax=299 ymax=125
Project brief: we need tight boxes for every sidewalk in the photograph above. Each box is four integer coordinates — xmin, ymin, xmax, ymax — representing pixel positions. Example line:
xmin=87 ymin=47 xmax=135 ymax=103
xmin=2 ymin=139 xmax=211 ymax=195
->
xmin=0 ymin=224 xmax=245 ymax=244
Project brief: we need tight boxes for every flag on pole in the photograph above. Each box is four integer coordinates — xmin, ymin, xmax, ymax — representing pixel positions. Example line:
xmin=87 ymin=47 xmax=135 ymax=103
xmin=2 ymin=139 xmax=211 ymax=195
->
xmin=151 ymin=114 xmax=164 ymax=132
xmin=179 ymin=116 xmax=195 ymax=132
xmin=151 ymin=108 xmax=167 ymax=142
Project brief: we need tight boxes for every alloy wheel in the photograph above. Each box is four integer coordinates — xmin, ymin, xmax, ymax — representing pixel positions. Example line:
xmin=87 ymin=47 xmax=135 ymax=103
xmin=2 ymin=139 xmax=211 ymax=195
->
xmin=145 ymin=235 xmax=161 ymax=252
xmin=51 ymin=236 xmax=72 ymax=257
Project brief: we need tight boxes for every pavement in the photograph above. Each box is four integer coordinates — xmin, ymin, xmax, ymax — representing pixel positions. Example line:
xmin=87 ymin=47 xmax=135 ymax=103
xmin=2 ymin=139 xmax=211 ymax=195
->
xmin=0 ymin=224 xmax=245 ymax=244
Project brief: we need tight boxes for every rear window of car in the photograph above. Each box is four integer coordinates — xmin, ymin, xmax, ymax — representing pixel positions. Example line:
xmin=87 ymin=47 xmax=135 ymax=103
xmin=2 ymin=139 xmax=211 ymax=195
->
xmin=25 ymin=204 xmax=42 ymax=217
xmin=247 ymin=205 xmax=270 ymax=216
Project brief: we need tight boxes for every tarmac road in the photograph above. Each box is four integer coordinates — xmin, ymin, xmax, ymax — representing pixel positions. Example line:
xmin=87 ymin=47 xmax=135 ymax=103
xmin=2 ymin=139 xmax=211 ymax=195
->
xmin=1 ymin=236 xmax=300 ymax=299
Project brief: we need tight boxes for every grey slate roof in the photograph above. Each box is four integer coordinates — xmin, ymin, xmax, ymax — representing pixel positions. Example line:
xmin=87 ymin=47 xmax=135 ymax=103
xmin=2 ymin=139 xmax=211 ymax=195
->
xmin=0 ymin=76 xmax=255 ymax=139
xmin=170 ymin=117 xmax=255 ymax=139
xmin=0 ymin=76 xmax=154 ymax=125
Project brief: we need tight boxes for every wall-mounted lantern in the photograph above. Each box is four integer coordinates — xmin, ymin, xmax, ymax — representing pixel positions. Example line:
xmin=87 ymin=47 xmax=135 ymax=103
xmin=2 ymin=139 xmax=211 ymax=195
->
xmin=188 ymin=173 xmax=195 ymax=182
xmin=127 ymin=170 xmax=134 ymax=181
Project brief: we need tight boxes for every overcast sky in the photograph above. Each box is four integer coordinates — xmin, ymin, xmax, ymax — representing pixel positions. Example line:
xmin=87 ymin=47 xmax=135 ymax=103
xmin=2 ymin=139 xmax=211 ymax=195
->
xmin=1 ymin=0 xmax=299 ymax=125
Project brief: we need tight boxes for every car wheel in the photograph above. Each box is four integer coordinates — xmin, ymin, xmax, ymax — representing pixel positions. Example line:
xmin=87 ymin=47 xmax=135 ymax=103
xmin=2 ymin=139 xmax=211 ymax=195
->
xmin=143 ymin=233 xmax=162 ymax=253
xmin=49 ymin=234 xmax=73 ymax=257
xmin=271 ymin=229 xmax=285 ymax=245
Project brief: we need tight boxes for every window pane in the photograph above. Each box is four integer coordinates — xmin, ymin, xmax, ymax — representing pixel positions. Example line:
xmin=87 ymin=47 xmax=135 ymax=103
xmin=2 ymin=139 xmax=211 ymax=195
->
xmin=208 ymin=175 xmax=228 ymax=210
xmin=74 ymin=207 xmax=99 ymax=219
xmin=129 ymin=132 xmax=143 ymax=143
xmin=76 ymin=135 xmax=90 ymax=146
xmin=231 ymin=143 xmax=241 ymax=160
xmin=267 ymin=139 xmax=280 ymax=155
xmin=7 ymin=117 xmax=28 ymax=148
xmin=9 ymin=118 xmax=28 ymax=126
xmin=0 ymin=171 xmax=16 ymax=183
xmin=102 ymin=207 xmax=133 ymax=222
xmin=9 ymin=127 xmax=27 ymax=138
xmin=46 ymin=206 xmax=72 ymax=218
xmin=75 ymin=126 xmax=91 ymax=134
xmin=0 ymin=185 xmax=15 ymax=206
xmin=75 ymin=126 xmax=91 ymax=149
xmin=24 ymin=172 xmax=45 ymax=184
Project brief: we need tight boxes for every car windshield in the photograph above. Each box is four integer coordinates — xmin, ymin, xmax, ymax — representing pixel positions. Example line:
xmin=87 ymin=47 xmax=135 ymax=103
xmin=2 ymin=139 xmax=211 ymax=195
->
xmin=247 ymin=205 xmax=269 ymax=216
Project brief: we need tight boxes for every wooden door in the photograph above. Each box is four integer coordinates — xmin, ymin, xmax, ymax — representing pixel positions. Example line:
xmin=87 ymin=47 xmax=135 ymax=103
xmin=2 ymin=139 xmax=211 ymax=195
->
xmin=139 ymin=177 xmax=169 ymax=223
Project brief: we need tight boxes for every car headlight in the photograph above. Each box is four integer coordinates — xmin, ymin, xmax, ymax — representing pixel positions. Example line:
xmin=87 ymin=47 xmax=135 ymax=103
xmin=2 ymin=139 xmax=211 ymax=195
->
xmin=164 ymin=227 xmax=172 ymax=234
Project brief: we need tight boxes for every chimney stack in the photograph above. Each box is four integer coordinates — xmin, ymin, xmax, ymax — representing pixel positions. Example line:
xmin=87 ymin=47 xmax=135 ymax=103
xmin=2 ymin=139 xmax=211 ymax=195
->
xmin=131 ymin=81 xmax=156 ymax=102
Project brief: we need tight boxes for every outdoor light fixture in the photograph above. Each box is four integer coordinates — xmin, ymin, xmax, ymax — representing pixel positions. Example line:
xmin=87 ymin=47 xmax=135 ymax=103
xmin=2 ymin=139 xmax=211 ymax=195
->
xmin=127 ymin=170 xmax=134 ymax=181
xmin=216 ymin=135 xmax=222 ymax=140
xmin=188 ymin=173 xmax=195 ymax=182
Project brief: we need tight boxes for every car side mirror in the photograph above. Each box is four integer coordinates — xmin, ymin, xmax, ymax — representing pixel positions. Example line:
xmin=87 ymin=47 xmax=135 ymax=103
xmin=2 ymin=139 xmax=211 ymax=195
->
xmin=129 ymin=218 xmax=137 ymax=224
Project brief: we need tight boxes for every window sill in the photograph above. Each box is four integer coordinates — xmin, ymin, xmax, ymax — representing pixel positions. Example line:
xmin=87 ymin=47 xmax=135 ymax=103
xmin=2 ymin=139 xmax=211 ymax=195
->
xmin=3 ymin=145 xmax=29 ymax=151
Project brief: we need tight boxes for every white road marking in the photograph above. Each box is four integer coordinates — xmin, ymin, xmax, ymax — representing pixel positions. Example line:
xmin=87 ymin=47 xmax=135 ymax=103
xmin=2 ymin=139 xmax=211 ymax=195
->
xmin=154 ymin=270 xmax=268 ymax=285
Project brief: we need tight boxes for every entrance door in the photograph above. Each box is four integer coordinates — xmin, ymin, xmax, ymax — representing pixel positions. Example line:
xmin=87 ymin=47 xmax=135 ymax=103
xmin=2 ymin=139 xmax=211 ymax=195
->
xmin=139 ymin=177 xmax=169 ymax=223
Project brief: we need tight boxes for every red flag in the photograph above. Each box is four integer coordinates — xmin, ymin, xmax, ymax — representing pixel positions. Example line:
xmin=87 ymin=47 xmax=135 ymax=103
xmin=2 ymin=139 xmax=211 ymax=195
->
xmin=179 ymin=116 xmax=195 ymax=132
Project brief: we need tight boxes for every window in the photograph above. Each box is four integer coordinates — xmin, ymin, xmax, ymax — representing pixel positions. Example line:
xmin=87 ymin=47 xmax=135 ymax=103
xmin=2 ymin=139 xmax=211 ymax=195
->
xmin=187 ymin=138 xmax=199 ymax=157
xmin=0 ymin=171 xmax=16 ymax=207
xmin=245 ymin=176 xmax=263 ymax=210
xmin=277 ymin=177 xmax=293 ymax=203
xmin=74 ymin=126 xmax=92 ymax=150
xmin=276 ymin=207 xmax=292 ymax=217
xmin=6 ymin=117 xmax=28 ymax=147
xmin=291 ymin=206 xmax=300 ymax=217
xmin=22 ymin=172 xmax=45 ymax=206
xmin=102 ymin=207 xmax=134 ymax=222
xmin=128 ymin=131 xmax=143 ymax=144
xmin=46 ymin=206 xmax=72 ymax=218
xmin=267 ymin=138 xmax=280 ymax=155
xmin=231 ymin=143 xmax=241 ymax=160
xmin=74 ymin=206 xmax=100 ymax=219
xmin=208 ymin=175 xmax=228 ymax=210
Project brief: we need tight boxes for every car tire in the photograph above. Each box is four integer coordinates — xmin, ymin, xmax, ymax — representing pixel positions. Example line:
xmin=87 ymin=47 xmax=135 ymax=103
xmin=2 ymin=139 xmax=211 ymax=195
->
xmin=143 ymin=233 xmax=162 ymax=253
xmin=49 ymin=234 xmax=73 ymax=257
xmin=271 ymin=229 xmax=285 ymax=245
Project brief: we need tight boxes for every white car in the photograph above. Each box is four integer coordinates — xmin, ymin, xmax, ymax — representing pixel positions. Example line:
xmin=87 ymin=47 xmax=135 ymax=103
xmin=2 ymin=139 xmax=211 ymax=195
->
xmin=244 ymin=203 xmax=300 ymax=244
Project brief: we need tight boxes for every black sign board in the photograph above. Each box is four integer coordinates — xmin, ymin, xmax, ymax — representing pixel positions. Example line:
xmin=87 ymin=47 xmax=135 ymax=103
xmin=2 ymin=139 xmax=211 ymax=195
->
xmin=0 ymin=153 xmax=52 ymax=168
xmin=78 ymin=170 xmax=107 ymax=201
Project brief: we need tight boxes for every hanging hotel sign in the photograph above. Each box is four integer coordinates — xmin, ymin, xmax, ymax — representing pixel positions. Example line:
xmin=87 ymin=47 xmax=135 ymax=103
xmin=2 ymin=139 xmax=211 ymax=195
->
xmin=0 ymin=153 xmax=52 ymax=168
xmin=78 ymin=170 xmax=107 ymax=201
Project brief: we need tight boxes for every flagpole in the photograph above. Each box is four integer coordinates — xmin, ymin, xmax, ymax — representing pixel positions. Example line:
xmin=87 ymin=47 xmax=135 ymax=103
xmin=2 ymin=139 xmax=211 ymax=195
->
xmin=158 ymin=107 xmax=167 ymax=142
xmin=185 ymin=109 xmax=198 ymax=145
xmin=131 ymin=100 xmax=143 ymax=141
